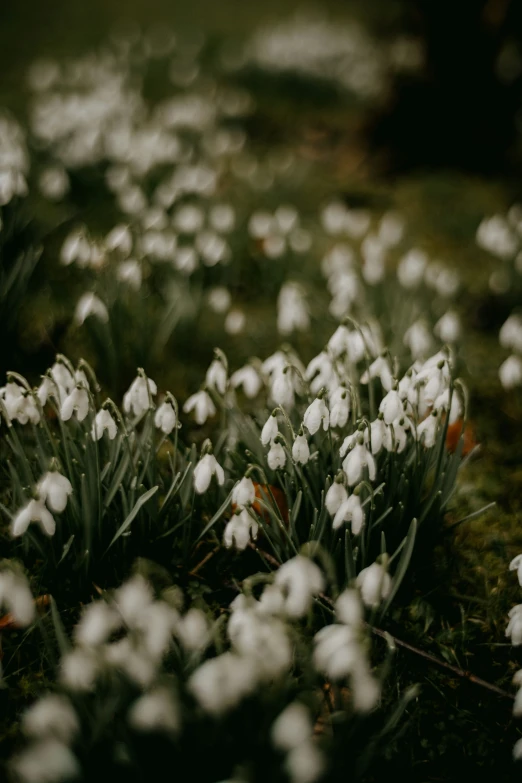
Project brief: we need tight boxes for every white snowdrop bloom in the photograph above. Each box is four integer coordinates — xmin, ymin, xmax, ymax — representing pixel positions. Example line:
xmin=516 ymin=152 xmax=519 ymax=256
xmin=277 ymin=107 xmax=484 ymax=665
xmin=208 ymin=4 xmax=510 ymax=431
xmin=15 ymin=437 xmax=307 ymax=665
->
xmin=22 ymin=694 xmax=79 ymax=743
xmin=327 ymin=325 xmax=351 ymax=358
xmin=92 ymin=408 xmax=118 ymax=441
xmin=335 ymin=589 xmax=363 ymax=627
xmin=271 ymin=702 xmax=312 ymax=751
xmin=228 ymin=607 xmax=291 ymax=679
xmin=173 ymin=204 xmax=205 ymax=234
xmin=183 ymin=390 xmax=216 ymax=425
xmin=364 ymin=417 xmax=385 ymax=455
xmin=37 ymin=471 xmax=73 ymax=513
xmin=314 ymin=624 xmax=361 ymax=679
xmin=274 ymin=556 xmax=324 ymax=618
xmin=104 ymin=637 xmax=157 ymax=687
xmin=500 ymin=355 xmax=522 ymax=389
xmin=271 ymin=370 xmax=295 ymax=409
xmin=224 ymin=509 xmax=259 ymax=550
xmin=197 ymin=231 xmax=230 ymax=266
xmin=339 ymin=431 xmax=359 ymax=458
xmin=154 ymin=400 xmax=177 ymax=435
xmin=289 ymin=228 xmax=312 ymax=254
xmin=362 ymin=255 xmax=385 ymax=285
xmin=119 ymin=184 xmax=147 ymax=215
xmin=11 ymin=499 xmax=56 ymax=538
xmin=60 ymin=647 xmax=99 ymax=691
xmin=114 ymin=575 xmax=154 ymax=628
xmin=50 ymin=362 xmax=74 ymax=395
xmin=1 ymin=385 xmax=40 ymax=425
xmin=434 ymin=311 xmax=460 ymax=343
xmin=333 ymin=494 xmax=365 ymax=534
xmin=38 ymin=165 xmax=69 ymax=201
xmin=342 ymin=443 xmax=376 ymax=486
xmin=224 ymin=308 xmax=246 ymax=334
xmin=509 ymin=555 xmax=522 ymax=587
xmin=321 ymin=243 xmax=354 ymax=276
xmin=0 ymin=569 xmax=35 ymax=626
xmin=356 ymin=561 xmax=392 ymax=608
xmin=329 ymin=386 xmax=350 ymax=429
xmin=261 ymin=413 xmax=279 ymax=446
xmin=206 ymin=358 xmax=227 ymax=395
xmin=379 ymin=389 xmax=404 ymax=425
xmin=257 ymin=583 xmax=286 ymax=616
xmin=123 ymin=374 xmax=157 ymax=417
xmin=176 ymin=608 xmax=210 ymax=653
xmin=404 ymin=320 xmax=432 ymax=360
xmin=230 ymin=365 xmax=262 ymax=398
xmin=292 ymin=433 xmax=310 ymax=465
xmin=321 ymin=201 xmax=347 ymax=235
xmin=432 ymin=388 xmax=461 ymax=424
xmin=116 ymin=259 xmax=142 ymax=290
xmin=268 ymin=441 xmax=286 ymax=470
xmin=264 ymin=234 xmax=286 ymax=259
xmin=360 ymin=355 xmax=393 ymax=391
xmin=499 ymin=314 xmax=522 ymax=352
xmin=209 ymin=203 xmax=235 ymax=233
xmin=11 ymin=738 xmax=79 ymax=783
xmin=506 ymin=605 xmax=522 ymax=645
xmin=345 ymin=209 xmax=371 ymax=238
xmin=476 ymin=214 xmax=518 ymax=259
xmin=105 ymin=224 xmax=132 ymax=256
xmin=306 ymin=352 xmax=338 ymax=396
xmin=434 ymin=267 xmax=460 ymax=298
xmin=285 ymin=741 xmax=324 ymax=783
xmin=188 ymin=652 xmax=257 ymax=715
xmin=128 ymin=688 xmax=180 ymax=734
xmin=74 ymin=601 xmax=120 ymax=648
xmin=74 ymin=292 xmax=109 ymax=326
xmin=382 ymin=419 xmax=409 ymax=454
xmin=248 ymin=211 xmax=275 ymax=238
xmin=417 ymin=413 xmax=438 ymax=448
xmin=277 ymin=282 xmax=310 ymax=335
xmin=0 ymin=169 xmax=27 ymax=205
xmin=207 ymin=286 xmax=231 ymax=313
xmin=379 ymin=212 xmax=404 ymax=246
xmin=262 ymin=350 xmax=290 ymax=377
xmin=193 ymin=453 xmax=225 ymax=494
xmin=275 ymin=204 xmax=299 ymax=234
xmin=397 ymin=248 xmax=428 ymax=289
xmin=141 ymin=601 xmax=179 ymax=661
xmin=173 ymin=246 xmax=198 ymax=275
xmin=60 ymin=386 xmax=89 ymax=422
xmin=325 ymin=481 xmax=348 ymax=516
xmin=232 ymin=477 xmax=256 ymax=508
xmin=303 ymin=397 xmax=329 ymax=435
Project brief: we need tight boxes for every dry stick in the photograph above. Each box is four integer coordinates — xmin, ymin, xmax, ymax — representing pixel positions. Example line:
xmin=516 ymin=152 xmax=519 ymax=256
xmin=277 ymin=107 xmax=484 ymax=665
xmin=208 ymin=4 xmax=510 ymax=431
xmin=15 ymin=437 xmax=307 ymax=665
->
xmin=249 ymin=543 xmax=514 ymax=702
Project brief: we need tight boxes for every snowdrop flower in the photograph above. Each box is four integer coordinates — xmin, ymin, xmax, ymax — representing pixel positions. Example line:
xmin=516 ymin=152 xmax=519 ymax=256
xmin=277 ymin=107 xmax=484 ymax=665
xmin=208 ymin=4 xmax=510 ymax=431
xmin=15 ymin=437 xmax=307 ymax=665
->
xmin=1 ymin=385 xmax=40 ymax=425
xmin=292 ymin=433 xmax=310 ymax=465
xmin=0 ymin=569 xmax=35 ymax=626
xmin=342 ymin=442 xmax=376 ymax=486
xmin=333 ymin=494 xmax=364 ymax=534
xmin=364 ymin=417 xmax=385 ymax=455
xmin=499 ymin=314 xmax=522 ymax=353
xmin=224 ymin=309 xmax=246 ymax=334
xmin=231 ymin=477 xmax=256 ymax=508
xmin=154 ymin=400 xmax=177 ymax=435
xmin=205 ymin=355 xmax=227 ymax=395
xmin=510 ymin=555 xmax=522 ymax=587
xmin=123 ymin=373 xmax=157 ymax=417
xmin=230 ymin=365 xmax=262 ymax=398
xmin=285 ymin=741 xmax=324 ymax=783
xmin=74 ymin=292 xmax=109 ymax=325
xmin=270 ymin=370 xmax=295 ymax=409
xmin=335 ymin=589 xmax=363 ymax=627
xmin=37 ymin=471 xmax=72 ymax=513
xmin=209 ymin=204 xmax=235 ymax=233
xmin=60 ymin=648 xmax=100 ymax=691
xmin=268 ymin=440 xmax=286 ymax=470
xmin=476 ymin=214 xmax=518 ymax=259
xmin=60 ymin=386 xmax=89 ymax=422
xmin=39 ymin=166 xmax=69 ymax=201
xmin=193 ymin=453 xmax=225 ymax=494
xmin=417 ymin=413 xmax=438 ymax=448
xmin=500 ymin=355 xmax=522 ymax=389
xmin=379 ymin=388 xmax=404 ymax=425
xmin=306 ymin=352 xmax=337 ymax=395
xmin=116 ymin=259 xmax=142 ymax=290
xmin=313 ymin=624 xmax=361 ymax=679
xmin=129 ymin=688 xmax=179 ymax=735
xmin=382 ymin=419 xmax=410 ymax=453
xmin=105 ymin=224 xmax=132 ymax=256
xmin=329 ymin=386 xmax=350 ymax=428
xmin=22 ymin=694 xmax=79 ymax=742
xmin=183 ymin=390 xmax=216 ymax=425
xmin=261 ymin=413 xmax=279 ymax=445
xmin=176 ymin=608 xmax=210 ymax=653
xmin=11 ymin=499 xmax=56 ymax=537
xmin=506 ymin=605 xmax=522 ymax=645
xmin=207 ymin=286 xmax=231 ymax=313
xmin=277 ymin=282 xmax=310 ymax=335
xmin=434 ymin=311 xmax=460 ymax=343
xmin=274 ymin=556 xmax=324 ymax=618
xmin=404 ymin=320 xmax=432 ymax=360
xmin=356 ymin=561 xmax=392 ymax=608
xmin=271 ymin=702 xmax=312 ymax=751
xmin=92 ymin=408 xmax=118 ymax=440
xmin=188 ymin=652 xmax=257 ymax=715
xmin=361 ymin=355 xmax=393 ymax=391
xmin=325 ymin=479 xmax=348 ymax=516
xmin=11 ymin=739 xmax=79 ymax=783
xmin=74 ymin=601 xmax=120 ymax=648
xmin=224 ymin=509 xmax=259 ymax=550
xmin=303 ymin=397 xmax=329 ymax=435
xmin=432 ymin=388 xmax=462 ymax=424
xmin=397 ymin=249 xmax=427 ymax=289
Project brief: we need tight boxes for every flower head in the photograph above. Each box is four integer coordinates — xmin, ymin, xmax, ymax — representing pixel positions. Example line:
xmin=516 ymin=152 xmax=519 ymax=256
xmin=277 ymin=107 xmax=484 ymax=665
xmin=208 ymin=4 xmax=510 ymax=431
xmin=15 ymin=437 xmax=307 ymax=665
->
xmin=123 ymin=373 xmax=157 ymax=417
xmin=37 ymin=471 xmax=72 ymax=513
xmin=193 ymin=453 xmax=225 ymax=494
xmin=183 ymin=390 xmax=216 ymax=425
xmin=154 ymin=400 xmax=177 ymax=435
